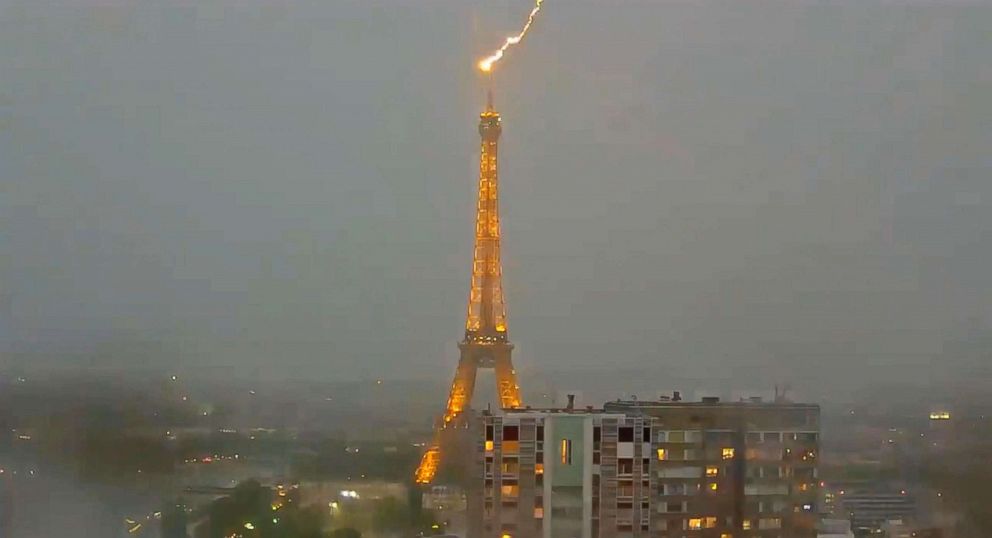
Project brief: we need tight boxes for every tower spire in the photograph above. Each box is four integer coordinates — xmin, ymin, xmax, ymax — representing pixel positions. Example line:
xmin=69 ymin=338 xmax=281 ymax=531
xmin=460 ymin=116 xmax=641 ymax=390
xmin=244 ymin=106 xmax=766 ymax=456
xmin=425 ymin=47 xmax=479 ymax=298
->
xmin=485 ymin=70 xmax=494 ymax=112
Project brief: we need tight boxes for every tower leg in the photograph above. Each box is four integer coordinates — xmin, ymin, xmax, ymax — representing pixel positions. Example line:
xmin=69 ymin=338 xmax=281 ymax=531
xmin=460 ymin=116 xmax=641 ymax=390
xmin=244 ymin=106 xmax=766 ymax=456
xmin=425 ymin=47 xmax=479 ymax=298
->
xmin=444 ymin=353 xmax=479 ymax=424
xmin=493 ymin=348 xmax=521 ymax=410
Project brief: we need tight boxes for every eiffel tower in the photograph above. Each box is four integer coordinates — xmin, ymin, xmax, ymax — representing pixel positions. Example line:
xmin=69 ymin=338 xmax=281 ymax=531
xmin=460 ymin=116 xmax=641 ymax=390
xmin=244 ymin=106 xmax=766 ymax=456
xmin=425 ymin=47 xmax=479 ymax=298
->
xmin=415 ymin=92 xmax=522 ymax=484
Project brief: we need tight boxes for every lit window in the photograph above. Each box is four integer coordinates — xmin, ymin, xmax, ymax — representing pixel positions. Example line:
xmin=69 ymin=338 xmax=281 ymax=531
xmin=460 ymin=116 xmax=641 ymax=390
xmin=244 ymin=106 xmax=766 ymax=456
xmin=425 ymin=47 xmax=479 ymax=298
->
xmin=534 ymin=507 xmax=543 ymax=519
xmin=500 ymin=484 xmax=519 ymax=498
xmin=721 ymin=534 xmax=733 ymax=538
xmin=709 ymin=482 xmax=718 ymax=492
xmin=560 ymin=439 xmax=572 ymax=465
xmin=535 ymin=463 xmax=544 ymax=475
xmin=705 ymin=517 xmax=718 ymax=528
xmin=742 ymin=519 xmax=752 ymax=530
xmin=657 ymin=448 xmax=668 ymax=461
xmin=758 ymin=517 xmax=782 ymax=530
xmin=688 ymin=518 xmax=703 ymax=530
xmin=799 ymin=482 xmax=809 ymax=492
xmin=485 ymin=440 xmax=494 ymax=452
xmin=722 ymin=447 xmax=735 ymax=460
xmin=706 ymin=466 xmax=719 ymax=477
xmin=501 ymin=534 xmax=512 ymax=538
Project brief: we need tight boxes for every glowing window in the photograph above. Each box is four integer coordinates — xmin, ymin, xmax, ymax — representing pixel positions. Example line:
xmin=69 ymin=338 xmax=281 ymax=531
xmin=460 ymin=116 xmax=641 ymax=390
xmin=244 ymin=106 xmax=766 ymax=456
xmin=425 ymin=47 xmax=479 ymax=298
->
xmin=705 ymin=517 xmax=718 ymax=528
xmin=721 ymin=534 xmax=733 ymax=538
xmin=706 ymin=466 xmax=719 ymax=477
xmin=560 ymin=439 xmax=572 ymax=465
xmin=535 ymin=463 xmax=544 ymax=475
xmin=709 ymin=482 xmax=718 ymax=492
xmin=500 ymin=484 xmax=519 ymax=498
xmin=533 ymin=507 xmax=543 ymax=519
xmin=688 ymin=518 xmax=703 ymax=530
xmin=742 ymin=519 xmax=752 ymax=530
xmin=485 ymin=440 xmax=494 ymax=452
xmin=657 ymin=448 xmax=668 ymax=461
xmin=722 ymin=447 xmax=735 ymax=460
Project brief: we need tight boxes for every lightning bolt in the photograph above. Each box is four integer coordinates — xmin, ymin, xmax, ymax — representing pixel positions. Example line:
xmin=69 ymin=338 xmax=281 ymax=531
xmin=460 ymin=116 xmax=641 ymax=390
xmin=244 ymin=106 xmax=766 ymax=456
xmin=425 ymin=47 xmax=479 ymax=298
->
xmin=478 ymin=0 xmax=544 ymax=73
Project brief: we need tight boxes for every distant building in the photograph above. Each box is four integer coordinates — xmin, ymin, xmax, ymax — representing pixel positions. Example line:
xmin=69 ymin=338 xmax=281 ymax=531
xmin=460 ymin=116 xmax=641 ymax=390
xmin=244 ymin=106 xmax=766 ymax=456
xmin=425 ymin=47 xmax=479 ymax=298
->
xmin=423 ymin=484 xmax=467 ymax=512
xmin=467 ymin=395 xmax=821 ymax=538
xmin=838 ymin=491 xmax=915 ymax=535
xmin=817 ymin=518 xmax=854 ymax=538
xmin=881 ymin=519 xmax=912 ymax=538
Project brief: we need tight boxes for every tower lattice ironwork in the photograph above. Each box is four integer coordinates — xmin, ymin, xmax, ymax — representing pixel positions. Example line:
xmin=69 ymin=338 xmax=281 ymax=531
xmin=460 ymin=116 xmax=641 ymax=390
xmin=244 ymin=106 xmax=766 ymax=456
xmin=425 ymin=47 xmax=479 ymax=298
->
xmin=415 ymin=93 xmax=522 ymax=484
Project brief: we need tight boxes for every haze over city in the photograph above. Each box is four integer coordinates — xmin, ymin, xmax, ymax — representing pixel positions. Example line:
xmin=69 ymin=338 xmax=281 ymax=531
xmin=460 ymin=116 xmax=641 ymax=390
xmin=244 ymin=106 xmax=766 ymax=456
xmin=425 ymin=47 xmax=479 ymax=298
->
xmin=0 ymin=1 xmax=990 ymax=537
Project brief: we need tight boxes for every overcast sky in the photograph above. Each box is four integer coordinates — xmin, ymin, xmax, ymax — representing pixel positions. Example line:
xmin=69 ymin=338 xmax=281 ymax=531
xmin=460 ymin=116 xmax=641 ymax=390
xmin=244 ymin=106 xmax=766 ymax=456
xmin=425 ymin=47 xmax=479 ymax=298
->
xmin=1 ymin=0 xmax=989 ymax=392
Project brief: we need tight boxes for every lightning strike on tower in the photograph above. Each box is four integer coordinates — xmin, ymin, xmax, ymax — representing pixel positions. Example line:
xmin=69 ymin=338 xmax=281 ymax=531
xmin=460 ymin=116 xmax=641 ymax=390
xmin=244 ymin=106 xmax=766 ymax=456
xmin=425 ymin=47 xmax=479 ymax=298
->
xmin=415 ymin=1 xmax=547 ymax=486
xmin=478 ymin=0 xmax=544 ymax=73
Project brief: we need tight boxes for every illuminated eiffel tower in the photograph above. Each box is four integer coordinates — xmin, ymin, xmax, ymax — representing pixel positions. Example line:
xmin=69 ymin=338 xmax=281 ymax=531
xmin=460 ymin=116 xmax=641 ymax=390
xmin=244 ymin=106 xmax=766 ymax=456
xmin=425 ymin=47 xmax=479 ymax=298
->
xmin=415 ymin=92 xmax=522 ymax=484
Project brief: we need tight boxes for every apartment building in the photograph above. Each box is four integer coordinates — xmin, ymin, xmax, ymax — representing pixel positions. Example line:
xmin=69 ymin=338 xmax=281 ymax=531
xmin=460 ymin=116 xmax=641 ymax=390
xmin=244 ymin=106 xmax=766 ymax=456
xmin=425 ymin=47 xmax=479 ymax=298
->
xmin=468 ymin=396 xmax=820 ymax=538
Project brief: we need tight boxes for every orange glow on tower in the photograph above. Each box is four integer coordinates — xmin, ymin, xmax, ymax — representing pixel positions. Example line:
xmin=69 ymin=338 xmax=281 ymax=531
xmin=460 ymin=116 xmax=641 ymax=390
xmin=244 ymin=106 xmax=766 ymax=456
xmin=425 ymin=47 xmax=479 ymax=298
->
xmin=415 ymin=92 xmax=523 ymax=484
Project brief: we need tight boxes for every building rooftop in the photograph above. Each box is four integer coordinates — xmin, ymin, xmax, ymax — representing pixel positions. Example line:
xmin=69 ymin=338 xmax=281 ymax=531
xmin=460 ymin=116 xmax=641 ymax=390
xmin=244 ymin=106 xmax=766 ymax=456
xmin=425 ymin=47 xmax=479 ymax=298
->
xmin=606 ymin=396 xmax=819 ymax=410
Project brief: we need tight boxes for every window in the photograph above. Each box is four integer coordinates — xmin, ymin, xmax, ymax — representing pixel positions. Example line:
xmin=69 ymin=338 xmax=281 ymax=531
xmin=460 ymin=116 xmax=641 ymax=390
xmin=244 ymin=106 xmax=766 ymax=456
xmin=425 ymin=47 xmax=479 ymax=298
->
xmin=485 ymin=440 xmax=494 ymax=452
xmin=501 ymin=484 xmax=519 ymax=498
xmin=536 ymin=426 xmax=544 ymax=441
xmin=560 ymin=439 xmax=572 ymax=464
xmin=705 ymin=517 xmax=718 ymax=528
xmin=643 ymin=427 xmax=651 ymax=441
xmin=618 ymin=459 xmax=634 ymax=474
xmin=533 ymin=507 xmax=543 ymax=519
xmin=722 ymin=447 xmax=735 ymax=460
xmin=688 ymin=518 xmax=703 ymax=530
xmin=758 ymin=518 xmax=782 ymax=530
xmin=657 ymin=448 xmax=668 ymax=461
xmin=666 ymin=501 xmax=683 ymax=513
xmin=503 ymin=426 xmax=519 ymax=441
xmin=535 ymin=463 xmax=544 ymax=475
xmin=668 ymin=431 xmax=685 ymax=443
xmin=742 ymin=519 xmax=752 ymax=530
xmin=708 ymin=482 xmax=718 ymax=492
xmin=593 ymin=426 xmax=601 ymax=442
xmin=706 ymin=466 xmax=719 ymax=477
xmin=721 ymin=534 xmax=733 ymax=538
xmin=619 ymin=427 xmax=634 ymax=442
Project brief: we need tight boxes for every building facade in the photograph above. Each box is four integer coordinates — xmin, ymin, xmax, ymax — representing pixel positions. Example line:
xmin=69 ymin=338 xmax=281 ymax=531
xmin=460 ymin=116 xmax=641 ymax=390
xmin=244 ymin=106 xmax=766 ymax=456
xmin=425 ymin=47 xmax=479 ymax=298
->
xmin=469 ymin=397 xmax=820 ymax=538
